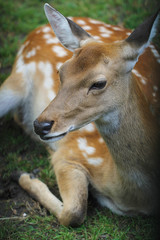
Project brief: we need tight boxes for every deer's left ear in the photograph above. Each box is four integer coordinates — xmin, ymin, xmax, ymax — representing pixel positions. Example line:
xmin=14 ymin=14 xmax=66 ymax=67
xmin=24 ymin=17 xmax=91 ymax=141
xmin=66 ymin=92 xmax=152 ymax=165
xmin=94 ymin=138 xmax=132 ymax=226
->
xmin=124 ymin=9 xmax=159 ymax=71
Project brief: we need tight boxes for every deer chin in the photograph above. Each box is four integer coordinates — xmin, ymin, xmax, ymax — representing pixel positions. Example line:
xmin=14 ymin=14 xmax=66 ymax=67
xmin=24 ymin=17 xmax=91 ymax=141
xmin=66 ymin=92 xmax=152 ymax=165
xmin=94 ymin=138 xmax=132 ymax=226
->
xmin=40 ymin=131 xmax=68 ymax=143
xmin=39 ymin=126 xmax=74 ymax=143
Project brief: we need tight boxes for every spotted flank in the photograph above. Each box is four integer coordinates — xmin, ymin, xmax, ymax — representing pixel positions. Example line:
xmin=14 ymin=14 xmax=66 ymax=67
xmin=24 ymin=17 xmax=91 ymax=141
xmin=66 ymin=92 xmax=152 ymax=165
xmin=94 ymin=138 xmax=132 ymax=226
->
xmin=13 ymin=16 xmax=160 ymax=119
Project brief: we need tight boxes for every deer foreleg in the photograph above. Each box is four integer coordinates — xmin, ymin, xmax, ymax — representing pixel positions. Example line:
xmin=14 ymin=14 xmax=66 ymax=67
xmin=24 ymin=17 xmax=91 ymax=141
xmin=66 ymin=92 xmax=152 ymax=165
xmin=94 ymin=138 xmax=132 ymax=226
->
xmin=55 ymin=164 xmax=89 ymax=226
xmin=16 ymin=166 xmax=88 ymax=227
xmin=18 ymin=173 xmax=63 ymax=218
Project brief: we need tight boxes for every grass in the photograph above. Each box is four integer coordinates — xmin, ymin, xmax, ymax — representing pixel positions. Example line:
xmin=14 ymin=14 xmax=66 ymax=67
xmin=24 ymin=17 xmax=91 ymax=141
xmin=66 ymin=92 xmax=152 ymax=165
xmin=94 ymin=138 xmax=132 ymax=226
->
xmin=0 ymin=189 xmax=156 ymax=240
xmin=0 ymin=0 xmax=160 ymax=239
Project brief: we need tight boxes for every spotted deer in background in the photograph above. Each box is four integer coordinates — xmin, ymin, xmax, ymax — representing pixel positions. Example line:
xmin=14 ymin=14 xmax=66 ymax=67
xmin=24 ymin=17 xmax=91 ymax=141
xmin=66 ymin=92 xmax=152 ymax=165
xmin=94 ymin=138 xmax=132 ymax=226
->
xmin=0 ymin=3 xmax=160 ymax=226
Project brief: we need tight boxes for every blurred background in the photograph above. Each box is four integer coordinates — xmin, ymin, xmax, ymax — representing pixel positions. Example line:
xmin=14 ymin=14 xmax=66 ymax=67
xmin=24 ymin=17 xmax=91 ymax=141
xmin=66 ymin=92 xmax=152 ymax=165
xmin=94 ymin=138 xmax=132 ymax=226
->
xmin=0 ymin=0 xmax=160 ymax=83
xmin=0 ymin=1 xmax=160 ymax=239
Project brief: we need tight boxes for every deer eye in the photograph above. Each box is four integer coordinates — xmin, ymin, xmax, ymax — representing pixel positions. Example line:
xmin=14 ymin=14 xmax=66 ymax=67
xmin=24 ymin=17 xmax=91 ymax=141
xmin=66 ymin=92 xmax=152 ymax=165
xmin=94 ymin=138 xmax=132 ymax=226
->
xmin=89 ymin=80 xmax=107 ymax=91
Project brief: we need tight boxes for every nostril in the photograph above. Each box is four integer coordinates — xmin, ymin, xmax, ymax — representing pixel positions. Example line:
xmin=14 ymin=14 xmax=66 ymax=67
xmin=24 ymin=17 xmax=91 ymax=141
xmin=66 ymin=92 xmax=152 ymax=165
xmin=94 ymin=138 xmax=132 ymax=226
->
xmin=42 ymin=121 xmax=54 ymax=131
xmin=34 ymin=120 xmax=54 ymax=136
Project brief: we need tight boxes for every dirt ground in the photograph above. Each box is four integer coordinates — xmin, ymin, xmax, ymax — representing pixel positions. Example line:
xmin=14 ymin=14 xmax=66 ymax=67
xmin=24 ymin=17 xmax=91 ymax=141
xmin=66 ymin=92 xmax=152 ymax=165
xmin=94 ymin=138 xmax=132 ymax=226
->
xmin=0 ymin=120 xmax=47 ymax=221
xmin=0 ymin=176 xmax=48 ymax=220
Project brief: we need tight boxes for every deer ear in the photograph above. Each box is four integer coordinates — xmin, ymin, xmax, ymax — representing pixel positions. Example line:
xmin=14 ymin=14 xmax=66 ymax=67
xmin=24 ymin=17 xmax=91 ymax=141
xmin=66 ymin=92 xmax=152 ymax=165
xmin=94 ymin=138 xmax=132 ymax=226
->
xmin=124 ymin=9 xmax=159 ymax=71
xmin=44 ymin=3 xmax=92 ymax=52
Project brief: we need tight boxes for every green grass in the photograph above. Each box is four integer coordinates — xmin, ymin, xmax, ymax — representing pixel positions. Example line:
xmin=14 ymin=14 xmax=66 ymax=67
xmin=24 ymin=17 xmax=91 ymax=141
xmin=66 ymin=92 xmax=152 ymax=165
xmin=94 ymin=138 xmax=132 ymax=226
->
xmin=0 ymin=204 xmax=156 ymax=240
xmin=0 ymin=0 xmax=160 ymax=239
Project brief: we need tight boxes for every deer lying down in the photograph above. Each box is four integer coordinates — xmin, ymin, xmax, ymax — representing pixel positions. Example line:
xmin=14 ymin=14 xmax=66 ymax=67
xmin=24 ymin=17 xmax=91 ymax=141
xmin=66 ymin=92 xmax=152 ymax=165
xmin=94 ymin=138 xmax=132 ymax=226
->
xmin=0 ymin=4 xmax=160 ymax=226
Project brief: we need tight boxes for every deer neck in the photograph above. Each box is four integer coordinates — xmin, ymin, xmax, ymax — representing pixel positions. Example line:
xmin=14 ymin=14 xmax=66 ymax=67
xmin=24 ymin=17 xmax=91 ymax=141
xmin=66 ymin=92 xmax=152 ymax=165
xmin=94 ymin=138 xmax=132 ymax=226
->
xmin=95 ymin=75 xmax=159 ymax=177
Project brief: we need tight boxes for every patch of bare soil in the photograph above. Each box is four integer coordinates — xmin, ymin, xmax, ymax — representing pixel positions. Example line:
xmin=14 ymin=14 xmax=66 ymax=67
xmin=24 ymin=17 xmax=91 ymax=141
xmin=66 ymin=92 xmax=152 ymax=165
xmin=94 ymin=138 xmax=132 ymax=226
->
xmin=0 ymin=177 xmax=47 ymax=220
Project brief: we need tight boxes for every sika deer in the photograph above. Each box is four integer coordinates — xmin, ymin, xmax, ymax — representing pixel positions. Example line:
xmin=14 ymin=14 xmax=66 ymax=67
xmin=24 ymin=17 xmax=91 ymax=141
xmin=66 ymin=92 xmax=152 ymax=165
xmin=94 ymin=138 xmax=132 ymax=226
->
xmin=0 ymin=4 xmax=160 ymax=226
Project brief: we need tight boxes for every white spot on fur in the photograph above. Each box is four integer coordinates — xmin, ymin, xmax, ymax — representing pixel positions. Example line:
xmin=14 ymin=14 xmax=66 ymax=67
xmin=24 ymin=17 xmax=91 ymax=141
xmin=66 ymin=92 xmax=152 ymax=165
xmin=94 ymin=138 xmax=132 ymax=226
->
xmin=98 ymin=26 xmax=106 ymax=32
xmin=15 ymin=55 xmax=36 ymax=98
xmin=99 ymin=26 xmax=112 ymax=34
xmin=52 ymin=46 xmax=68 ymax=57
xmin=112 ymin=26 xmax=122 ymax=31
xmin=105 ymin=24 xmax=112 ymax=28
xmin=80 ymin=123 xmax=95 ymax=132
xmin=42 ymin=26 xmax=51 ymax=33
xmin=140 ymin=78 xmax=146 ymax=85
xmin=132 ymin=69 xmax=147 ymax=85
xmin=36 ymin=46 xmax=41 ymax=50
xmin=25 ymin=48 xmax=36 ymax=58
xmin=149 ymin=45 xmax=160 ymax=64
xmin=43 ymin=34 xmax=53 ymax=40
xmin=93 ymin=35 xmax=101 ymax=40
xmin=100 ymin=33 xmax=111 ymax=38
xmin=76 ymin=19 xmax=86 ymax=25
xmin=16 ymin=55 xmax=36 ymax=77
xmin=98 ymin=138 xmax=104 ymax=143
xmin=83 ymin=25 xmax=92 ymax=31
xmin=89 ymin=19 xmax=102 ymax=24
xmin=46 ymin=37 xmax=59 ymax=44
xmin=152 ymin=92 xmax=156 ymax=97
xmin=98 ymin=27 xmax=112 ymax=38
xmin=38 ymin=61 xmax=53 ymax=89
xmin=87 ymin=157 xmax=103 ymax=166
xmin=77 ymin=138 xmax=95 ymax=155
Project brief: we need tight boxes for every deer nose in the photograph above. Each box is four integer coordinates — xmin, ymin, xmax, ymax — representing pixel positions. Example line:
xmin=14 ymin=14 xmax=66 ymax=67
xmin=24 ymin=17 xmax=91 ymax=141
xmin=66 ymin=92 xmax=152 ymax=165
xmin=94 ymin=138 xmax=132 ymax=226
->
xmin=33 ymin=119 xmax=54 ymax=136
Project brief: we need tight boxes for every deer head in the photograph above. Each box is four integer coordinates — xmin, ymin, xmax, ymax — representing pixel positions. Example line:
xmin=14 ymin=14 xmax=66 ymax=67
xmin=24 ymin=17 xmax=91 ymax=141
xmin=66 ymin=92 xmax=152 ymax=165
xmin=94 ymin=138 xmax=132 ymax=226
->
xmin=34 ymin=4 xmax=159 ymax=142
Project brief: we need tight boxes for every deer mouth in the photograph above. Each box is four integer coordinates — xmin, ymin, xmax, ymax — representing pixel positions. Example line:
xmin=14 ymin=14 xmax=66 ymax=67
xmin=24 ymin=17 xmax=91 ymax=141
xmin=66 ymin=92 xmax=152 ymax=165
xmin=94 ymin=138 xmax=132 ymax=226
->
xmin=40 ymin=131 xmax=68 ymax=142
